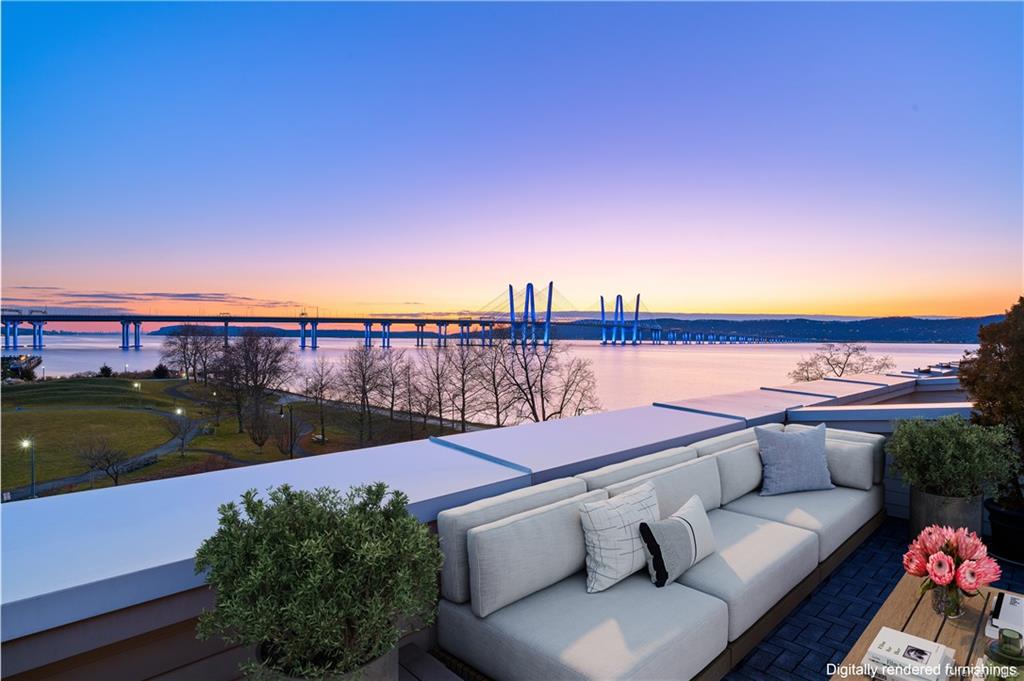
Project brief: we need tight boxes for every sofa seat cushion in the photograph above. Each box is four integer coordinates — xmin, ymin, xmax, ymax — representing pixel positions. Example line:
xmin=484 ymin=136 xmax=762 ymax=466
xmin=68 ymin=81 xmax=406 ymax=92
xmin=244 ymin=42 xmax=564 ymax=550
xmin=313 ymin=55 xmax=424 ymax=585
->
xmin=723 ymin=485 xmax=884 ymax=561
xmin=438 ymin=572 xmax=728 ymax=681
xmin=677 ymin=509 xmax=818 ymax=641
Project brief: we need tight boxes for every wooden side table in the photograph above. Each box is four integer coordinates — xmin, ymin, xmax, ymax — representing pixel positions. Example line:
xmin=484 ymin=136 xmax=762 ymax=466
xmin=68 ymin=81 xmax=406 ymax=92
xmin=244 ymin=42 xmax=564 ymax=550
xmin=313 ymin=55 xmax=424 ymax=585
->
xmin=831 ymin=573 xmax=1012 ymax=680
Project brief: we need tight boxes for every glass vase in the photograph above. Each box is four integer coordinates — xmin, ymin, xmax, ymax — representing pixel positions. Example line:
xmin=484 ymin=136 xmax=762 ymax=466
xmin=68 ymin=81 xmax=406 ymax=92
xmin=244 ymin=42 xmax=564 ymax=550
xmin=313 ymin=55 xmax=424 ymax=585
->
xmin=931 ymin=586 xmax=965 ymax=619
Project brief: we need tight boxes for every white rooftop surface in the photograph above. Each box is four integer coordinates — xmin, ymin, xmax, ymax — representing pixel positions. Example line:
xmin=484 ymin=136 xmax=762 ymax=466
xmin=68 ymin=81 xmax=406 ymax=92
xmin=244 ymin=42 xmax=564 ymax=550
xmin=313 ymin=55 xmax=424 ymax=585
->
xmin=654 ymin=389 xmax=832 ymax=425
xmin=788 ymin=401 xmax=974 ymax=422
xmin=437 ymin=406 xmax=741 ymax=481
xmin=1 ymin=439 xmax=527 ymax=641
xmin=826 ymin=373 xmax=917 ymax=387
xmin=761 ymin=378 xmax=909 ymax=402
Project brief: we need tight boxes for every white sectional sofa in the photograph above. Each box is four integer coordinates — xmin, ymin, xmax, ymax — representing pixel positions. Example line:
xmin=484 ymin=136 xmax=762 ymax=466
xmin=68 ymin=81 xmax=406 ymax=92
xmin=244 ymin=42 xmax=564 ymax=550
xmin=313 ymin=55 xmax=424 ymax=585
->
xmin=437 ymin=423 xmax=886 ymax=681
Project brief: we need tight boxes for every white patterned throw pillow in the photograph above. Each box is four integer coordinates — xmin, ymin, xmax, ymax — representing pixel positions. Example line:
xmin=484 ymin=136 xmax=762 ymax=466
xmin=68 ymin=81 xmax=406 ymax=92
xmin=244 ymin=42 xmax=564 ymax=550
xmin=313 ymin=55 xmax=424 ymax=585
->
xmin=579 ymin=482 xmax=659 ymax=593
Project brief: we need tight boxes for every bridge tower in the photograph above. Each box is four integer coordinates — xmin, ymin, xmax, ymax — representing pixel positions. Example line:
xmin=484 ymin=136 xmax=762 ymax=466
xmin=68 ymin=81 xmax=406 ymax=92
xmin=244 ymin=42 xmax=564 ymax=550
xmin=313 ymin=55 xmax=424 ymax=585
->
xmin=602 ymin=293 xmax=640 ymax=346
xmin=508 ymin=282 xmax=553 ymax=347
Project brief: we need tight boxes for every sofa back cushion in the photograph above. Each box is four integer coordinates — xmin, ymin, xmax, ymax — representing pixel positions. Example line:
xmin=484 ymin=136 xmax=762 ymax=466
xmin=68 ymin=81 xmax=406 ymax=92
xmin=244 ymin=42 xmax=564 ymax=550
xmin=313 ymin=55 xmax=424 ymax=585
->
xmin=711 ymin=442 xmax=763 ymax=505
xmin=575 ymin=445 xmax=697 ymax=491
xmin=606 ymin=456 xmax=722 ymax=517
xmin=467 ymin=489 xmax=607 ymax=617
xmin=437 ymin=477 xmax=586 ymax=603
xmin=692 ymin=423 xmax=782 ymax=457
xmin=785 ymin=424 xmax=886 ymax=484
xmin=825 ymin=439 xmax=875 ymax=491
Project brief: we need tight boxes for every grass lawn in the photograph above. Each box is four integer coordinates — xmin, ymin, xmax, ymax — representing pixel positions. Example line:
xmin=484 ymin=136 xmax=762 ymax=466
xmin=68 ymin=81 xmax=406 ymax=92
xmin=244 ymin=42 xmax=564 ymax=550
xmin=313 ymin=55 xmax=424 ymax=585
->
xmin=291 ymin=402 xmax=457 ymax=455
xmin=188 ymin=422 xmax=291 ymax=463
xmin=50 ymin=451 xmax=238 ymax=495
xmin=1 ymin=377 xmax=184 ymax=411
xmin=1 ymin=410 xmax=171 ymax=489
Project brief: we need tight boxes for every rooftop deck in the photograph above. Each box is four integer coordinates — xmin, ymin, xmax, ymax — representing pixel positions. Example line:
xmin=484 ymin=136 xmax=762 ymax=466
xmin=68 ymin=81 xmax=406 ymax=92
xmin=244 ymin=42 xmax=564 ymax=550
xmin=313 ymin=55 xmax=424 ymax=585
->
xmin=1 ymin=363 xmax=972 ymax=678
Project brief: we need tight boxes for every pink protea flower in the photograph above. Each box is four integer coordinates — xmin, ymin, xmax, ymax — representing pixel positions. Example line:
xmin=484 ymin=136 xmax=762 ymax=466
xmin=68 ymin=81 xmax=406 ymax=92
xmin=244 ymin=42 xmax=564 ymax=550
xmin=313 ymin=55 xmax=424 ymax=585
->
xmin=903 ymin=547 xmax=929 ymax=577
xmin=927 ymin=552 xmax=955 ymax=586
xmin=973 ymin=556 xmax=1002 ymax=588
xmin=956 ymin=561 xmax=981 ymax=593
xmin=953 ymin=528 xmax=987 ymax=561
xmin=917 ymin=525 xmax=952 ymax=555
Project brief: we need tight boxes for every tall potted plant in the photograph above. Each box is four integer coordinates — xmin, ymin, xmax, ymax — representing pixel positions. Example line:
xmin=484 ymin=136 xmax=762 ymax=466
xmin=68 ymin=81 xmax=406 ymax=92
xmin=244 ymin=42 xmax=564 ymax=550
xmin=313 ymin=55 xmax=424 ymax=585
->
xmin=195 ymin=483 xmax=442 ymax=680
xmin=960 ymin=296 xmax=1024 ymax=562
xmin=887 ymin=416 xmax=1015 ymax=537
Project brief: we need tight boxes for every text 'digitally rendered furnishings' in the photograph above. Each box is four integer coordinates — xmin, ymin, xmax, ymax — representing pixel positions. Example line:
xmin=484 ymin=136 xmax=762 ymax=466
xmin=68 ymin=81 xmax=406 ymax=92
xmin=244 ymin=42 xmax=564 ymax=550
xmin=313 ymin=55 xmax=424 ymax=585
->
xmin=436 ymin=423 xmax=886 ymax=681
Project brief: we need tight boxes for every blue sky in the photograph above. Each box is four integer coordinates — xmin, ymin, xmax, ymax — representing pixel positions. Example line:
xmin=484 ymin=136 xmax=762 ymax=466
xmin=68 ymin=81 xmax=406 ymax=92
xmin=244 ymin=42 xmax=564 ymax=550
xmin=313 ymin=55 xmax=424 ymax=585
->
xmin=3 ymin=2 xmax=1021 ymax=317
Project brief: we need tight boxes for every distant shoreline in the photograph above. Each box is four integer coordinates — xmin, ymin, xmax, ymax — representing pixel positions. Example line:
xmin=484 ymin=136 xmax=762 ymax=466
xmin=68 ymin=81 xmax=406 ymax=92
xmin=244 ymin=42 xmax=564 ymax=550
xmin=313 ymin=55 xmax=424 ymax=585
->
xmin=31 ymin=312 xmax=999 ymax=345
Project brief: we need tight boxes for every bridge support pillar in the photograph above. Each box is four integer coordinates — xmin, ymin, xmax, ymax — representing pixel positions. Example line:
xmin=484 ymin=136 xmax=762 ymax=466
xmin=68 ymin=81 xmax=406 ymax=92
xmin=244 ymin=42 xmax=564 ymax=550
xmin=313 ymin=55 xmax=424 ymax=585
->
xmin=11 ymin=322 xmax=19 ymax=350
xmin=223 ymin=321 xmax=230 ymax=348
xmin=436 ymin=323 xmax=448 ymax=347
xmin=363 ymin=322 xmax=373 ymax=347
xmin=381 ymin=322 xmax=391 ymax=348
xmin=30 ymin=322 xmax=45 ymax=350
xmin=133 ymin=322 xmax=142 ymax=350
xmin=299 ymin=322 xmax=308 ymax=349
xmin=458 ymin=322 xmax=470 ymax=346
xmin=120 ymin=321 xmax=130 ymax=349
xmin=310 ymin=322 xmax=319 ymax=349
xmin=415 ymin=323 xmax=425 ymax=347
xmin=3 ymin=321 xmax=9 ymax=350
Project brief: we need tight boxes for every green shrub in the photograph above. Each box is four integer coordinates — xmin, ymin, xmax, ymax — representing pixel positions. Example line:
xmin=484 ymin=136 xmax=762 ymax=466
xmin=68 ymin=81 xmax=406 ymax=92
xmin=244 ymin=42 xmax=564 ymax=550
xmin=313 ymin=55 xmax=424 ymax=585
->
xmin=887 ymin=416 xmax=1016 ymax=498
xmin=195 ymin=483 xmax=442 ymax=679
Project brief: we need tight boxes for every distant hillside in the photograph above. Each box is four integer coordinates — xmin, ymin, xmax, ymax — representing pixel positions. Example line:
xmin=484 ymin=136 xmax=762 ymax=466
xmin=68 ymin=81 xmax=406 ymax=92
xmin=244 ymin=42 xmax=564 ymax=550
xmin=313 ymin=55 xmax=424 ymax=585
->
xmin=151 ymin=315 xmax=1000 ymax=344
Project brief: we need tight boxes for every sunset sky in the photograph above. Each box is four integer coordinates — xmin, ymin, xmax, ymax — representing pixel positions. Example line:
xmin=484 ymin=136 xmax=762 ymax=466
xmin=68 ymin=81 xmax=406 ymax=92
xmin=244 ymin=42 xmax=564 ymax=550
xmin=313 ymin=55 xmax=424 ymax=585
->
xmin=2 ymin=2 xmax=1021 ymax=320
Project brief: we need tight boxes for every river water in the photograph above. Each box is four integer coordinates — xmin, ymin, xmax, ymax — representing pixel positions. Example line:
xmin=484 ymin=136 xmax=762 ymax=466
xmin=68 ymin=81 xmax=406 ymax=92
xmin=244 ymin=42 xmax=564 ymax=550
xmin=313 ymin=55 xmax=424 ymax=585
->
xmin=12 ymin=335 xmax=974 ymax=412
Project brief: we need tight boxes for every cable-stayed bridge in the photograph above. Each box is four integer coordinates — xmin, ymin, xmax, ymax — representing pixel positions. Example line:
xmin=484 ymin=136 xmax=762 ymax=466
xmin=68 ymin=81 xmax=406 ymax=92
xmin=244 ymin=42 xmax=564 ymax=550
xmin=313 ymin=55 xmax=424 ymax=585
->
xmin=1 ymin=283 xmax=784 ymax=351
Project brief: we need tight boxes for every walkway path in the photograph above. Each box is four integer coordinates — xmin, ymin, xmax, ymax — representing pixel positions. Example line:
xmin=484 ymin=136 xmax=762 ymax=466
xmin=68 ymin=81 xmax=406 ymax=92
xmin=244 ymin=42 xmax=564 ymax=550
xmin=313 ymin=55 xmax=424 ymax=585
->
xmin=3 ymin=418 xmax=204 ymax=501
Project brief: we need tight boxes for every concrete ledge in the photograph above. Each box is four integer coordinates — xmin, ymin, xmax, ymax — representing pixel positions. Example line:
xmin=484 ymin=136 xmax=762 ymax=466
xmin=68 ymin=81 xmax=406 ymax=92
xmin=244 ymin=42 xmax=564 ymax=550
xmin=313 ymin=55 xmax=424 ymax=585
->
xmin=436 ymin=407 xmax=743 ymax=483
xmin=1 ymin=439 xmax=529 ymax=641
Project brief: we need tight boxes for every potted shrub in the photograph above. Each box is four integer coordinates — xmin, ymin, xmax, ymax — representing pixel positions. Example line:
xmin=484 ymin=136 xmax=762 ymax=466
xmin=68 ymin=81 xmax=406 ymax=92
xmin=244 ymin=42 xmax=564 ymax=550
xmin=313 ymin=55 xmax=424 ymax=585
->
xmin=887 ymin=415 xmax=1015 ymax=537
xmin=195 ymin=483 xmax=442 ymax=680
xmin=960 ymin=296 xmax=1024 ymax=563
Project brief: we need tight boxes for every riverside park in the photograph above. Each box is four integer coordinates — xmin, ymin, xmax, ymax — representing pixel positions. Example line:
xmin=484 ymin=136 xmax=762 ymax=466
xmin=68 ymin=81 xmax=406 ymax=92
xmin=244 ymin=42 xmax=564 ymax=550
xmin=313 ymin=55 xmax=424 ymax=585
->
xmin=1 ymin=372 xmax=454 ymax=500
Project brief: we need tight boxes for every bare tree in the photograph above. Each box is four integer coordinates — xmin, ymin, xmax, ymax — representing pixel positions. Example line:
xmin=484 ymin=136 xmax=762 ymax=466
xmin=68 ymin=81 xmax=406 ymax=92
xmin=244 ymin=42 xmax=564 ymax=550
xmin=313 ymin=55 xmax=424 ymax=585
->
xmin=339 ymin=346 xmax=382 ymax=444
xmin=375 ymin=348 xmax=408 ymax=422
xmin=235 ymin=330 xmax=297 ymax=398
xmin=76 ymin=437 xmax=130 ymax=485
xmin=448 ymin=344 xmax=481 ymax=432
xmin=503 ymin=343 xmax=600 ymax=422
xmin=272 ymin=410 xmax=305 ymax=458
xmin=789 ymin=342 xmax=896 ymax=382
xmin=302 ymin=355 xmax=339 ymax=443
xmin=408 ymin=354 xmax=436 ymax=432
xmin=214 ymin=347 xmax=248 ymax=433
xmin=475 ymin=341 xmax=518 ymax=426
xmin=246 ymin=404 xmax=271 ymax=453
xmin=192 ymin=330 xmax=222 ymax=384
xmin=161 ymin=324 xmax=199 ymax=380
xmin=215 ymin=331 xmax=296 ymax=434
xmin=421 ymin=345 xmax=452 ymax=432
xmin=163 ymin=409 xmax=200 ymax=457
xmin=400 ymin=357 xmax=421 ymax=438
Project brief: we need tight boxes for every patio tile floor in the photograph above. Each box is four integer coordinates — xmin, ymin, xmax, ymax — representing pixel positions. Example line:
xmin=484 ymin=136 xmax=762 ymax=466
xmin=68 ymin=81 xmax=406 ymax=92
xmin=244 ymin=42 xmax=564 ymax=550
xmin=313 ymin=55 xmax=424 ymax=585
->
xmin=726 ymin=518 xmax=1024 ymax=680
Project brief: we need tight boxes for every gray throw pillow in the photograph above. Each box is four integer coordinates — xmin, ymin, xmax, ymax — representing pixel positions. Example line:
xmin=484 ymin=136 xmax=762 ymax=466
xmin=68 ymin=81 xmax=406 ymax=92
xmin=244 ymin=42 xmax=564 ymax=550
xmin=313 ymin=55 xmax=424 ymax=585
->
xmin=638 ymin=495 xmax=715 ymax=587
xmin=755 ymin=423 xmax=834 ymax=496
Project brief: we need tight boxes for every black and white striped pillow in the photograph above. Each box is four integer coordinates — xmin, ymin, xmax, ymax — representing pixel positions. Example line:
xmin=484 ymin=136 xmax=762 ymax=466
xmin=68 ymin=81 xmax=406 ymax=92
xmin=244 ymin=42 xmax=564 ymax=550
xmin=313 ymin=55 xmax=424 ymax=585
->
xmin=638 ymin=495 xmax=716 ymax=587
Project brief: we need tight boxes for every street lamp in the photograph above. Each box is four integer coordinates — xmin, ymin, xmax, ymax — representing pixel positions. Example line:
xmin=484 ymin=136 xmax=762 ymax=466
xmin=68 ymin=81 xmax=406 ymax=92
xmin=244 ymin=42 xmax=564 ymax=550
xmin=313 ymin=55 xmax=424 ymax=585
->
xmin=133 ymin=381 xmax=141 ymax=408
xmin=20 ymin=439 xmax=35 ymax=498
xmin=279 ymin=404 xmax=294 ymax=459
